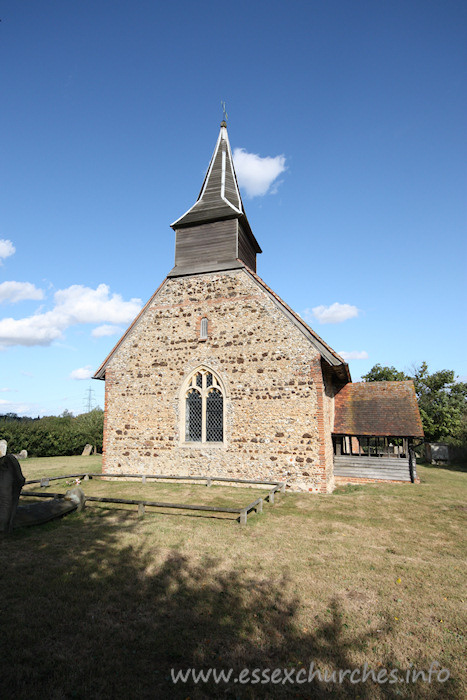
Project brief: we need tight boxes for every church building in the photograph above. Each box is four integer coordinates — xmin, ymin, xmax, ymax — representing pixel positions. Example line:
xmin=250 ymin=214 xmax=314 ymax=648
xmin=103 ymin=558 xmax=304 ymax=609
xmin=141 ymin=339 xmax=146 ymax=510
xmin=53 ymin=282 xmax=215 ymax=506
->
xmin=93 ymin=122 xmax=423 ymax=492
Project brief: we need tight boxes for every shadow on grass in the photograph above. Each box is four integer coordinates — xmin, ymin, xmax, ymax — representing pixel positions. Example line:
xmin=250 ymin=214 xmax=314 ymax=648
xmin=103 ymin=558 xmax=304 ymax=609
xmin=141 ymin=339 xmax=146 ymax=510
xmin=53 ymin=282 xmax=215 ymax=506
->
xmin=0 ymin=509 xmax=458 ymax=700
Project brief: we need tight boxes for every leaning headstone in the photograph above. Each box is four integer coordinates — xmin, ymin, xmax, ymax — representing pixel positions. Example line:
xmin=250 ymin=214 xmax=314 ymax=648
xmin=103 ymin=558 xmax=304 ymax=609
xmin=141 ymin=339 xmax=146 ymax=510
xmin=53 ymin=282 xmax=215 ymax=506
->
xmin=13 ymin=487 xmax=86 ymax=529
xmin=17 ymin=449 xmax=28 ymax=459
xmin=82 ymin=444 xmax=93 ymax=456
xmin=0 ymin=440 xmax=7 ymax=458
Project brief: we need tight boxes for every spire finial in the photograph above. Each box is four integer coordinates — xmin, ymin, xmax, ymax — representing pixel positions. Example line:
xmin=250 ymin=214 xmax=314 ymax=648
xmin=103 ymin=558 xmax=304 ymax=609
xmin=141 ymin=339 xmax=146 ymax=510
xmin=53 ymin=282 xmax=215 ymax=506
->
xmin=220 ymin=100 xmax=228 ymax=127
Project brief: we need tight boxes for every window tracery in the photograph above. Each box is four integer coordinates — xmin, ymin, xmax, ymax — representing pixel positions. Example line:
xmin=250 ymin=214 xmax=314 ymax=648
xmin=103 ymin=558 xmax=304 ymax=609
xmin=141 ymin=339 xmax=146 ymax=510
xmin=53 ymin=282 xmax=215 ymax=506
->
xmin=184 ymin=369 xmax=224 ymax=443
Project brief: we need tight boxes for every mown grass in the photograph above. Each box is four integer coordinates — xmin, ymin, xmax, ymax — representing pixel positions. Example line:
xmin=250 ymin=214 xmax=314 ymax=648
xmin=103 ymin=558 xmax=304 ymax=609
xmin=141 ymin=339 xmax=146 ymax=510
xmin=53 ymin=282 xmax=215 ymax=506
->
xmin=21 ymin=456 xmax=271 ymax=520
xmin=1 ymin=456 xmax=465 ymax=699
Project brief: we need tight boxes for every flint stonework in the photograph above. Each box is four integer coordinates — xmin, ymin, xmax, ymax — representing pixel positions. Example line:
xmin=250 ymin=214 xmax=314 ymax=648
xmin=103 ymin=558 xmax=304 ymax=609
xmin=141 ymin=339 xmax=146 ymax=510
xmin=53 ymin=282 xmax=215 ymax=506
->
xmin=101 ymin=270 xmax=334 ymax=492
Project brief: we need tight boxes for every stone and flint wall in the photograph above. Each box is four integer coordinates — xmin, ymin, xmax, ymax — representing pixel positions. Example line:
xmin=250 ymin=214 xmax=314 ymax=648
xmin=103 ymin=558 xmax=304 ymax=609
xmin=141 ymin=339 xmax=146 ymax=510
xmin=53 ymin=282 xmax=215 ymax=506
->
xmin=102 ymin=270 xmax=335 ymax=492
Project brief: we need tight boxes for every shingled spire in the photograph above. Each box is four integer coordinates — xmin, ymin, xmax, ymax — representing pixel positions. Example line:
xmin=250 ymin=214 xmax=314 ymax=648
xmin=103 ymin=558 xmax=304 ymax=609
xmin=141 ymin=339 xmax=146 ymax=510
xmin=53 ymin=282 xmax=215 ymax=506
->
xmin=168 ymin=121 xmax=261 ymax=277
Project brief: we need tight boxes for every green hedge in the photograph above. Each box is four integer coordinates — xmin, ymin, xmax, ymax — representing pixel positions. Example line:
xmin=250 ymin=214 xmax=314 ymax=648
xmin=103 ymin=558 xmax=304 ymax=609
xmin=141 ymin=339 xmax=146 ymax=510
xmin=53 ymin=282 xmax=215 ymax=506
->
xmin=0 ymin=409 xmax=104 ymax=457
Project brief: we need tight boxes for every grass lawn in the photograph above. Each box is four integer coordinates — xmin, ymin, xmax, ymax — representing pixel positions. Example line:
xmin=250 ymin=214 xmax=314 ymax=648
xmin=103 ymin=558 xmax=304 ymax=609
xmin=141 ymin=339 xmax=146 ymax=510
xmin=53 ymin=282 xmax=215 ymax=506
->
xmin=20 ymin=456 xmax=271 ymax=520
xmin=1 ymin=456 xmax=465 ymax=699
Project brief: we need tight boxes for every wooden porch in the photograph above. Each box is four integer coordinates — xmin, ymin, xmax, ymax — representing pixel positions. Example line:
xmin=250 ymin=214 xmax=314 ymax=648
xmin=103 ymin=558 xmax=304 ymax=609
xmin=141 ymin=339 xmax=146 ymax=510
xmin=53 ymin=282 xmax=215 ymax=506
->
xmin=332 ymin=381 xmax=424 ymax=483
xmin=333 ymin=436 xmax=416 ymax=482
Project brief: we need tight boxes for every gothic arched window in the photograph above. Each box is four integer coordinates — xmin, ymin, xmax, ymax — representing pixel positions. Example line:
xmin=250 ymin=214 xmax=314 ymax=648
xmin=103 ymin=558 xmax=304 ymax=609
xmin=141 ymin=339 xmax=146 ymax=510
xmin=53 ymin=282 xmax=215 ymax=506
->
xmin=184 ymin=369 xmax=224 ymax=443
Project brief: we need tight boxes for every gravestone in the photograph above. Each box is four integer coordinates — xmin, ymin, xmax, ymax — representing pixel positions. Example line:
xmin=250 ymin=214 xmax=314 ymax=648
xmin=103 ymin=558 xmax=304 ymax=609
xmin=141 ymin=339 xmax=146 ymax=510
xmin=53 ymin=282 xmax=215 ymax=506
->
xmin=0 ymin=440 xmax=7 ymax=458
xmin=13 ymin=487 xmax=86 ymax=529
xmin=64 ymin=487 xmax=86 ymax=512
xmin=82 ymin=444 xmax=93 ymax=456
xmin=426 ymin=443 xmax=450 ymax=464
xmin=0 ymin=453 xmax=26 ymax=534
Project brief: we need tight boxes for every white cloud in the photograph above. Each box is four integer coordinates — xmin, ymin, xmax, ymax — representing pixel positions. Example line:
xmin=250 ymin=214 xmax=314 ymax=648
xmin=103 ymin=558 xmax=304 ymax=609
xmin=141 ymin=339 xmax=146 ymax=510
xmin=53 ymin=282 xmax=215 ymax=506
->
xmin=53 ymin=284 xmax=141 ymax=325
xmin=0 ymin=399 xmax=33 ymax=415
xmin=0 ymin=312 xmax=64 ymax=347
xmin=91 ymin=324 xmax=123 ymax=338
xmin=70 ymin=365 xmax=94 ymax=380
xmin=0 ymin=387 xmax=16 ymax=392
xmin=233 ymin=148 xmax=286 ymax=198
xmin=0 ymin=283 xmax=142 ymax=348
xmin=338 ymin=350 xmax=369 ymax=361
xmin=305 ymin=303 xmax=359 ymax=324
xmin=0 ymin=281 xmax=44 ymax=304
xmin=0 ymin=239 xmax=15 ymax=264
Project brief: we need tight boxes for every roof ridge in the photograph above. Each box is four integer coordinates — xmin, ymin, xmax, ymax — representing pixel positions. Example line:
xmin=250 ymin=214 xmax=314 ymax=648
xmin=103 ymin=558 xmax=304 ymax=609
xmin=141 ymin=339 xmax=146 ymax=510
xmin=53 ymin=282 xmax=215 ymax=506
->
xmin=350 ymin=380 xmax=415 ymax=387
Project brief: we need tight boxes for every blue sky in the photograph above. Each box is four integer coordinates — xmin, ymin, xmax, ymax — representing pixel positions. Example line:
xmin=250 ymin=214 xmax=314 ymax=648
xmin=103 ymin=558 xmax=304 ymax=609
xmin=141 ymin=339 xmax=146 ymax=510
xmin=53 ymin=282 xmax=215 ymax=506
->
xmin=1 ymin=0 xmax=466 ymax=416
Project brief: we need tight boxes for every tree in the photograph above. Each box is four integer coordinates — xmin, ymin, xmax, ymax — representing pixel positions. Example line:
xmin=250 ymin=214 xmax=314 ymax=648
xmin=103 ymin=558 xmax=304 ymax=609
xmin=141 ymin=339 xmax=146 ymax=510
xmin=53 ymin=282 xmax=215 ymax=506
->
xmin=362 ymin=361 xmax=467 ymax=444
xmin=361 ymin=364 xmax=408 ymax=382
xmin=76 ymin=408 xmax=104 ymax=454
xmin=411 ymin=362 xmax=467 ymax=443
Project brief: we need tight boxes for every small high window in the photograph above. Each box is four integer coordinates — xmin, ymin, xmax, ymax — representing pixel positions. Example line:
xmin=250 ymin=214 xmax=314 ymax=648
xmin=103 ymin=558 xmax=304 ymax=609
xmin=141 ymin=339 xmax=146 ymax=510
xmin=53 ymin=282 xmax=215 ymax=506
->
xmin=184 ymin=368 xmax=224 ymax=443
xmin=200 ymin=317 xmax=208 ymax=339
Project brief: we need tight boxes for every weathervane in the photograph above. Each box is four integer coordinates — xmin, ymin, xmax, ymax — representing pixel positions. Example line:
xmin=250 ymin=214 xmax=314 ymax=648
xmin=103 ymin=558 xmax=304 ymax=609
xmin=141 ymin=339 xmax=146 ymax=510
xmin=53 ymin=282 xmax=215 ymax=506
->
xmin=221 ymin=100 xmax=228 ymax=123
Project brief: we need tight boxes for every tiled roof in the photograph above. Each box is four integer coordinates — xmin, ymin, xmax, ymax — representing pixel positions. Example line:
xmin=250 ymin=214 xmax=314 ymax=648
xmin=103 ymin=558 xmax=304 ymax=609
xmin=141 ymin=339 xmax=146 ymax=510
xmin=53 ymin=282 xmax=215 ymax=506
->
xmin=333 ymin=381 xmax=424 ymax=437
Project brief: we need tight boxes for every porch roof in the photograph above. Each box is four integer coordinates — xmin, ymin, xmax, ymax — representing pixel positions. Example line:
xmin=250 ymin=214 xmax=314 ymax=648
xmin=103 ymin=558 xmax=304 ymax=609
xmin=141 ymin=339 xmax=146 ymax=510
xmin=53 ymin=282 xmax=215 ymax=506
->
xmin=333 ymin=381 xmax=424 ymax=438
